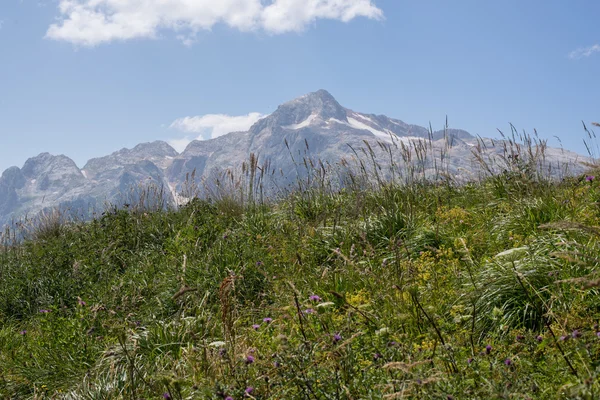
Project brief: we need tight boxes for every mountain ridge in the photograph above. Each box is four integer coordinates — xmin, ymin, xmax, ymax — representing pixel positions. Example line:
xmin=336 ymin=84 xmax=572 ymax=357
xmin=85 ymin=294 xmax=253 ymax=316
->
xmin=0 ymin=90 xmax=588 ymax=227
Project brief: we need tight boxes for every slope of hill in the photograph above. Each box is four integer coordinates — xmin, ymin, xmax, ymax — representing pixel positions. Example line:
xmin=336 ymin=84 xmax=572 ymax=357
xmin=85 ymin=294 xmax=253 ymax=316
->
xmin=1 ymin=153 xmax=599 ymax=398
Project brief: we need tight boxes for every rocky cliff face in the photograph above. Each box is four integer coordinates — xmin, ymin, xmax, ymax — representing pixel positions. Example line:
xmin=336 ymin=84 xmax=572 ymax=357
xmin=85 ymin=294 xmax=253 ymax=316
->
xmin=0 ymin=90 xmax=588 ymax=227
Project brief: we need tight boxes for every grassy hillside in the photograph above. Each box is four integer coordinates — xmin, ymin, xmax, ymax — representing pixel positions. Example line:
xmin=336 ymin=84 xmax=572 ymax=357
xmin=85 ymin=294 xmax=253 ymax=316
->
xmin=2 ymin=148 xmax=600 ymax=399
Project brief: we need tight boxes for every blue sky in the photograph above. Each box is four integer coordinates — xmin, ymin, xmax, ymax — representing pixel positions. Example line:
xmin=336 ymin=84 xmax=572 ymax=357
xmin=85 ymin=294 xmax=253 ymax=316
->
xmin=1 ymin=0 xmax=599 ymax=172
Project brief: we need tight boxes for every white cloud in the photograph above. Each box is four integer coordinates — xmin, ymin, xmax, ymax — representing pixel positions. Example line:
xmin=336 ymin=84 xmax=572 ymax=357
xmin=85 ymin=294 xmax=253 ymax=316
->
xmin=168 ymin=112 xmax=266 ymax=152
xmin=46 ymin=0 xmax=384 ymax=46
xmin=569 ymin=44 xmax=600 ymax=59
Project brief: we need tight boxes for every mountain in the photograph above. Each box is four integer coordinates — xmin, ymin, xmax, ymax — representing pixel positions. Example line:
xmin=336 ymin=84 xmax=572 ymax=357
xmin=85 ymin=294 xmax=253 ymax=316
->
xmin=0 ymin=90 xmax=589 ymax=227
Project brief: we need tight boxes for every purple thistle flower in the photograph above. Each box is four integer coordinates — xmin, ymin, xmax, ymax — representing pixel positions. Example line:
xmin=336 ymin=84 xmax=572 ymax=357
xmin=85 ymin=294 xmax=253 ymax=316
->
xmin=245 ymin=387 xmax=254 ymax=394
xmin=515 ymin=335 xmax=524 ymax=342
xmin=333 ymin=333 xmax=342 ymax=343
xmin=256 ymin=261 xmax=263 ymax=266
xmin=467 ymin=357 xmax=474 ymax=364
xmin=303 ymin=308 xmax=315 ymax=314
xmin=373 ymin=353 xmax=383 ymax=361
xmin=504 ymin=358 xmax=512 ymax=366
xmin=485 ymin=345 xmax=492 ymax=355
xmin=596 ymin=331 xmax=600 ymax=338
xmin=245 ymin=355 xmax=255 ymax=364
xmin=39 ymin=309 xmax=50 ymax=313
xmin=572 ymin=330 xmax=582 ymax=339
xmin=163 ymin=393 xmax=171 ymax=399
xmin=560 ymin=335 xmax=569 ymax=341
xmin=309 ymin=295 xmax=321 ymax=302
xmin=387 ymin=341 xmax=397 ymax=347
xmin=536 ymin=335 xmax=543 ymax=342
xmin=19 ymin=330 xmax=27 ymax=335
xmin=586 ymin=175 xmax=595 ymax=182
xmin=252 ymin=324 xmax=260 ymax=330
xmin=263 ymin=317 xmax=273 ymax=323
xmin=225 ymin=397 xmax=234 ymax=400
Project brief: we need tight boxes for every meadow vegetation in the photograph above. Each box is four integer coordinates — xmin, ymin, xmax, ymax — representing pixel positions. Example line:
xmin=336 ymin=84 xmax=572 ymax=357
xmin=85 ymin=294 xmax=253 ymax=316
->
xmin=2 ymin=129 xmax=600 ymax=399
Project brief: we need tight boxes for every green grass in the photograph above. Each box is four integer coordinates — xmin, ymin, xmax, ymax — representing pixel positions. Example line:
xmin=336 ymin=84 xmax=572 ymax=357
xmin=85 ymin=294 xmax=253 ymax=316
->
xmin=2 ymin=152 xmax=600 ymax=399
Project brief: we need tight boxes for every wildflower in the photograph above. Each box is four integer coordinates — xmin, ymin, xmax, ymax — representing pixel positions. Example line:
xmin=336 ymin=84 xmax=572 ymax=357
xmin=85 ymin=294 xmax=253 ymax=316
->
xmin=245 ymin=387 xmax=254 ymax=395
xmin=467 ymin=357 xmax=474 ymax=364
xmin=572 ymin=330 xmax=582 ymax=339
xmin=333 ymin=333 xmax=342 ymax=343
xmin=304 ymin=308 xmax=315 ymax=314
xmin=252 ymin=324 xmax=260 ymax=330
xmin=163 ymin=393 xmax=171 ymax=399
xmin=536 ymin=335 xmax=543 ymax=342
xmin=309 ymin=295 xmax=321 ymax=302
xmin=586 ymin=175 xmax=595 ymax=182
xmin=256 ymin=261 xmax=263 ymax=266
xmin=218 ymin=348 xmax=227 ymax=358
xmin=263 ymin=317 xmax=273 ymax=323
xmin=387 ymin=341 xmax=397 ymax=347
xmin=77 ymin=298 xmax=86 ymax=306
xmin=515 ymin=335 xmax=524 ymax=342
xmin=596 ymin=332 xmax=600 ymax=338
xmin=273 ymin=361 xmax=281 ymax=367
xmin=39 ymin=309 xmax=50 ymax=313
xmin=504 ymin=358 xmax=512 ymax=366
xmin=245 ymin=355 xmax=255 ymax=364
xmin=560 ymin=335 xmax=569 ymax=341
xmin=225 ymin=397 xmax=234 ymax=400
xmin=19 ymin=330 xmax=27 ymax=335
xmin=373 ymin=353 xmax=383 ymax=361
xmin=485 ymin=345 xmax=492 ymax=355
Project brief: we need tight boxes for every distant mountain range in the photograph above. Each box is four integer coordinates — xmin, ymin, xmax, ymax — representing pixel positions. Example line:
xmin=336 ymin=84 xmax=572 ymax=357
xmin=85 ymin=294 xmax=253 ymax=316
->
xmin=0 ymin=90 xmax=588 ymax=227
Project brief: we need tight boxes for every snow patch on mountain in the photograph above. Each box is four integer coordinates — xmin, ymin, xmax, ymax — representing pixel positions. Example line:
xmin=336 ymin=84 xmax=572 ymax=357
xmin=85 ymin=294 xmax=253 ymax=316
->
xmin=283 ymin=114 xmax=318 ymax=130
xmin=347 ymin=117 xmax=397 ymax=143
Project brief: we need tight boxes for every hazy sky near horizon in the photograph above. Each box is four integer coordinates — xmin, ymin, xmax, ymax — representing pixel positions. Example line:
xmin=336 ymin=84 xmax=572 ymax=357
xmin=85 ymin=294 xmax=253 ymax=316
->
xmin=1 ymin=0 xmax=599 ymax=172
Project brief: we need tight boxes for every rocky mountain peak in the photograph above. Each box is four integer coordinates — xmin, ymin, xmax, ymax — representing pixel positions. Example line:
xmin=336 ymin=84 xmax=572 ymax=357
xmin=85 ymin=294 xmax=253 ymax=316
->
xmin=129 ymin=141 xmax=178 ymax=158
xmin=83 ymin=141 xmax=178 ymax=176
xmin=250 ymin=89 xmax=347 ymax=133
xmin=21 ymin=153 xmax=81 ymax=179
